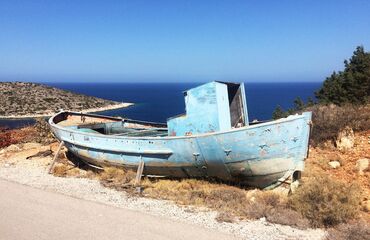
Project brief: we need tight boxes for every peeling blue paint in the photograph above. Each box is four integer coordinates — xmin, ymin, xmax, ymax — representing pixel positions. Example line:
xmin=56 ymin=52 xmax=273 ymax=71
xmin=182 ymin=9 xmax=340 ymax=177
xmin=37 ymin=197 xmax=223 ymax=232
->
xmin=49 ymin=82 xmax=312 ymax=188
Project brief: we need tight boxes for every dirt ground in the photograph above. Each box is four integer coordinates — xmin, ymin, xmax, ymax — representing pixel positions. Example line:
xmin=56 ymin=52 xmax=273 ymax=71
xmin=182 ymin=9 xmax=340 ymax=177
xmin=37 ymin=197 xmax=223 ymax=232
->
xmin=305 ymin=130 xmax=370 ymax=215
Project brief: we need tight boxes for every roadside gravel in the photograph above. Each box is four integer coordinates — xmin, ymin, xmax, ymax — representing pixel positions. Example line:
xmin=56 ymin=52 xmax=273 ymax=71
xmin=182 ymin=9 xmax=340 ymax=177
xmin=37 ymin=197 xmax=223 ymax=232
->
xmin=0 ymin=150 xmax=326 ymax=240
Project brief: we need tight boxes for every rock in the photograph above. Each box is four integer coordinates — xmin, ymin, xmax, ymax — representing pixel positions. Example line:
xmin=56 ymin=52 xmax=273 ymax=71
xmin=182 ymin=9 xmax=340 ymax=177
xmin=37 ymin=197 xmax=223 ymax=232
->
xmin=4 ymin=144 xmax=21 ymax=152
xmin=328 ymin=161 xmax=341 ymax=169
xmin=22 ymin=142 xmax=42 ymax=150
xmin=356 ymin=158 xmax=369 ymax=175
xmin=40 ymin=145 xmax=51 ymax=152
xmin=362 ymin=200 xmax=370 ymax=212
xmin=290 ymin=180 xmax=300 ymax=193
xmin=335 ymin=126 xmax=355 ymax=151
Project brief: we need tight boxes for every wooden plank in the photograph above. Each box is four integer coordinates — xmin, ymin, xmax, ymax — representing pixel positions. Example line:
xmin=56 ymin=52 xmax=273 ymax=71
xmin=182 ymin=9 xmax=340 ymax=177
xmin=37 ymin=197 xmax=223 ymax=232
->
xmin=48 ymin=141 xmax=64 ymax=174
xmin=134 ymin=157 xmax=145 ymax=187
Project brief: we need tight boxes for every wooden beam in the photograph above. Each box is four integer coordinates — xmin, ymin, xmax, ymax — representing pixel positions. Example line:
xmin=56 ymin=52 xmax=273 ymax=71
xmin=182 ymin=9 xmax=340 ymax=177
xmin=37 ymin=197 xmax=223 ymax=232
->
xmin=134 ymin=157 xmax=145 ymax=188
xmin=48 ymin=141 xmax=64 ymax=174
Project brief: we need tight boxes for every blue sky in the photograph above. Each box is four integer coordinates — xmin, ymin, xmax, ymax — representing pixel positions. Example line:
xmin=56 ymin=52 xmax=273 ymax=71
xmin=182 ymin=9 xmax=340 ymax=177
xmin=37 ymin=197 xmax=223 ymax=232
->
xmin=0 ymin=0 xmax=369 ymax=82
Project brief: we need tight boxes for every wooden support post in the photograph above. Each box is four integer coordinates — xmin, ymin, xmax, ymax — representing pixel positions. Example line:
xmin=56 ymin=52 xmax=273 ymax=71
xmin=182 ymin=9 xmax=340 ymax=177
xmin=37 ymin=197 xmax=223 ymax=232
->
xmin=134 ymin=156 xmax=145 ymax=191
xmin=48 ymin=141 xmax=64 ymax=174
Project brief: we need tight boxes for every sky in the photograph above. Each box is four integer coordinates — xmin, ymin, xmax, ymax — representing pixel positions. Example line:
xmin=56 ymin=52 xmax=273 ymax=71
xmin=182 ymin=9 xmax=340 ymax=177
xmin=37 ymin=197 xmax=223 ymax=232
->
xmin=0 ymin=0 xmax=370 ymax=83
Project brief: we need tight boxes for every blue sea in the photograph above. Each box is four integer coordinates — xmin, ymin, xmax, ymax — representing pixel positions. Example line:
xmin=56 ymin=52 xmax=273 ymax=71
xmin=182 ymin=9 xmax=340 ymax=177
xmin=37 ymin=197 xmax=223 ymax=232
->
xmin=0 ymin=82 xmax=322 ymax=129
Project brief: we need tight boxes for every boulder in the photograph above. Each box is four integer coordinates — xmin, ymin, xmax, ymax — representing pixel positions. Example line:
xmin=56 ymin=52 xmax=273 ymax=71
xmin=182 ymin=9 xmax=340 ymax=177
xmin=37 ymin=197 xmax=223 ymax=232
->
xmin=356 ymin=158 xmax=369 ymax=175
xmin=4 ymin=144 xmax=21 ymax=152
xmin=328 ymin=160 xmax=341 ymax=169
xmin=335 ymin=126 xmax=355 ymax=151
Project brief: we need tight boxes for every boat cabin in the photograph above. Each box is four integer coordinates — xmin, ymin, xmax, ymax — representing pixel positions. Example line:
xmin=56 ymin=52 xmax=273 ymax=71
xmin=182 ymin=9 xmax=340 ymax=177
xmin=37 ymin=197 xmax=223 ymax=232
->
xmin=54 ymin=81 xmax=249 ymax=138
xmin=167 ymin=81 xmax=249 ymax=136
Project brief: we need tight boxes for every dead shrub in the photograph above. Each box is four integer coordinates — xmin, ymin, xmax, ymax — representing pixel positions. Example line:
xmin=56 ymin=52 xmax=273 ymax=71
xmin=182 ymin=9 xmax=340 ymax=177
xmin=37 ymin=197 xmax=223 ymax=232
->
xmin=53 ymin=164 xmax=70 ymax=177
xmin=206 ymin=187 xmax=248 ymax=213
xmin=52 ymin=163 xmax=84 ymax=177
xmin=142 ymin=178 xmax=314 ymax=226
xmin=306 ymin=104 xmax=370 ymax=146
xmin=0 ymin=127 xmax=17 ymax=148
xmin=266 ymin=207 xmax=310 ymax=229
xmin=143 ymin=178 xmax=249 ymax=216
xmin=245 ymin=191 xmax=286 ymax=219
xmin=215 ymin=212 xmax=235 ymax=223
xmin=32 ymin=118 xmax=54 ymax=144
xmin=243 ymin=190 xmax=309 ymax=228
xmin=289 ymin=173 xmax=361 ymax=227
xmin=99 ymin=167 xmax=136 ymax=189
xmin=85 ymin=170 xmax=98 ymax=179
xmin=326 ymin=220 xmax=370 ymax=240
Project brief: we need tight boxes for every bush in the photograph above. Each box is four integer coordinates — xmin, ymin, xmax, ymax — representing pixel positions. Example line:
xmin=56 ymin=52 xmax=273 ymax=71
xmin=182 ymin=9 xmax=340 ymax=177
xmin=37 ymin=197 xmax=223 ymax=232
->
xmin=289 ymin=173 xmax=361 ymax=227
xmin=307 ymin=104 xmax=370 ymax=146
xmin=245 ymin=191 xmax=285 ymax=219
xmin=316 ymin=46 xmax=370 ymax=105
xmin=326 ymin=220 xmax=370 ymax=240
xmin=0 ymin=127 xmax=16 ymax=148
xmin=99 ymin=167 xmax=136 ymax=189
xmin=32 ymin=118 xmax=55 ymax=144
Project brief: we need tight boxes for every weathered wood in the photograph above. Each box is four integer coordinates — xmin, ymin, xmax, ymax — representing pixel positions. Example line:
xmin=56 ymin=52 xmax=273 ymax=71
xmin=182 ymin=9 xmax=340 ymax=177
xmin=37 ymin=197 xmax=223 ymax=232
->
xmin=48 ymin=141 xmax=64 ymax=174
xmin=134 ymin=157 xmax=145 ymax=187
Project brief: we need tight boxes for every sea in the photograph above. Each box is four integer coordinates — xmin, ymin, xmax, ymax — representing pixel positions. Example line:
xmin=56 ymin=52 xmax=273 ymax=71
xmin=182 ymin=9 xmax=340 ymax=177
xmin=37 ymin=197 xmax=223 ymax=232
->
xmin=0 ymin=82 xmax=322 ymax=129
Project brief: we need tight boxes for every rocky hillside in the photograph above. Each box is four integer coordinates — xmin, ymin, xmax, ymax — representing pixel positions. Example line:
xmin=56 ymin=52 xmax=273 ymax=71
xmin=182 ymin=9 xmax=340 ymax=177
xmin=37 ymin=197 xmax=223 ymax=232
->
xmin=0 ymin=82 xmax=120 ymax=117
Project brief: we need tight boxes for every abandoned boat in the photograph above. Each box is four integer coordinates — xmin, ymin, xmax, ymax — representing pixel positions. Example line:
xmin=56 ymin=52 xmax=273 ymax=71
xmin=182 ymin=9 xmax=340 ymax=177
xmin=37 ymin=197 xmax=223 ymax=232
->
xmin=49 ymin=81 xmax=312 ymax=188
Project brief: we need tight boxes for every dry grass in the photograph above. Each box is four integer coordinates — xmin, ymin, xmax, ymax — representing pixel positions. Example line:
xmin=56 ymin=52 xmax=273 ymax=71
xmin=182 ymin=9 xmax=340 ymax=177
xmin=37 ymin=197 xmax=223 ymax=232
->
xmin=289 ymin=173 xmax=361 ymax=227
xmin=99 ymin=167 xmax=136 ymax=190
xmin=215 ymin=212 xmax=235 ymax=223
xmin=53 ymin=163 xmax=85 ymax=177
xmin=142 ymin=178 xmax=249 ymax=215
xmin=142 ymin=178 xmax=309 ymax=228
xmin=326 ymin=220 xmax=370 ymax=240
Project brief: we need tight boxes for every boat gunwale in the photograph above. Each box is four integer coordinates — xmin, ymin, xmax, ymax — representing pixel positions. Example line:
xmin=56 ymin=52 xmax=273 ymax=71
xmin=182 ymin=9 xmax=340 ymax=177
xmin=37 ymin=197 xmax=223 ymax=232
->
xmin=49 ymin=111 xmax=310 ymax=141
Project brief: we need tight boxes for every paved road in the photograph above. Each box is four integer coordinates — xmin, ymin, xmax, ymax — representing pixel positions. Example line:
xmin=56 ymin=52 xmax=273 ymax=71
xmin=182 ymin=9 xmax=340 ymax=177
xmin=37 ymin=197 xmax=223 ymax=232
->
xmin=0 ymin=179 xmax=238 ymax=240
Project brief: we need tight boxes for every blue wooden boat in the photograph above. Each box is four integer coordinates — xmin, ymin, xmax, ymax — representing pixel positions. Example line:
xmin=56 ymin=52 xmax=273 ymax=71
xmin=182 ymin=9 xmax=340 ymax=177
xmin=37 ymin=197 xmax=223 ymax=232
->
xmin=49 ymin=81 xmax=312 ymax=188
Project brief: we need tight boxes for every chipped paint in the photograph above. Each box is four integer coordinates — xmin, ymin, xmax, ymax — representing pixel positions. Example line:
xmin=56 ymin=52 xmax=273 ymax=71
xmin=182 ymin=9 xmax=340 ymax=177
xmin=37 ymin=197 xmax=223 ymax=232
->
xmin=49 ymin=82 xmax=312 ymax=188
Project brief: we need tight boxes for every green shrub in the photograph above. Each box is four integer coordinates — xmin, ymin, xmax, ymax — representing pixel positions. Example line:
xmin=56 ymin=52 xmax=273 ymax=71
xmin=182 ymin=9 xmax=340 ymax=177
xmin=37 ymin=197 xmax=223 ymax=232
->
xmin=316 ymin=46 xmax=370 ymax=105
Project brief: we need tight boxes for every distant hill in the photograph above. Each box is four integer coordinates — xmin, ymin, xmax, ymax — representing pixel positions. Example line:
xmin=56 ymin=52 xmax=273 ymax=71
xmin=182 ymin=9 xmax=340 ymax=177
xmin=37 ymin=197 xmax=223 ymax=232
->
xmin=0 ymin=82 xmax=128 ymax=118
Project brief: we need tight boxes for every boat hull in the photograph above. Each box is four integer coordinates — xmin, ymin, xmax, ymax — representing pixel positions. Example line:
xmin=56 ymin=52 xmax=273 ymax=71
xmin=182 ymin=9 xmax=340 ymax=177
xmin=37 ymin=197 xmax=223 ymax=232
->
xmin=49 ymin=111 xmax=312 ymax=188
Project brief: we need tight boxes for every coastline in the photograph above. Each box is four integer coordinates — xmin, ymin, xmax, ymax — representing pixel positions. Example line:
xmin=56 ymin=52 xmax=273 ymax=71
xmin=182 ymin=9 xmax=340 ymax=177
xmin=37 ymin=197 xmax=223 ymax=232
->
xmin=0 ymin=102 xmax=134 ymax=120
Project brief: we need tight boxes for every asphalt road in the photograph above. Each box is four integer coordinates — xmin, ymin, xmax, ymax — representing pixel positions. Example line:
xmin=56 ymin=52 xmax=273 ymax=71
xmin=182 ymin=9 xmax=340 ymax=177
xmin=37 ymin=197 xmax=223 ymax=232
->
xmin=0 ymin=179 xmax=238 ymax=240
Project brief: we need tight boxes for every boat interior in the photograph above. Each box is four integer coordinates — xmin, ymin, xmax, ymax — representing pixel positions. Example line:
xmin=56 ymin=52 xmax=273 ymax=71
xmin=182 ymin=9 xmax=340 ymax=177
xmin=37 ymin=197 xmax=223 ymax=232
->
xmin=53 ymin=111 xmax=267 ymax=138
xmin=54 ymin=112 xmax=169 ymax=137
